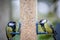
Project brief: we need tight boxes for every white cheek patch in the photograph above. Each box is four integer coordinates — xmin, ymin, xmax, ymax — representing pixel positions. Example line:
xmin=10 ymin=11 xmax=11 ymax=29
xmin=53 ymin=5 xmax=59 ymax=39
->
xmin=41 ymin=20 xmax=46 ymax=23
xmin=9 ymin=23 xmax=14 ymax=26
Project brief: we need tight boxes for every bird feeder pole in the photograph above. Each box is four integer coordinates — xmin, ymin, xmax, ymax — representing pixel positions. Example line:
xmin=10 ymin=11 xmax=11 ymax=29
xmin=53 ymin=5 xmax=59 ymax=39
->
xmin=20 ymin=0 xmax=37 ymax=40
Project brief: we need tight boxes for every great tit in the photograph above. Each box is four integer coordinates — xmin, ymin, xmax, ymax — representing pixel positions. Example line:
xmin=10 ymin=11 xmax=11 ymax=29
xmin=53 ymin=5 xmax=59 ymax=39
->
xmin=6 ymin=21 xmax=16 ymax=40
xmin=39 ymin=19 xmax=57 ymax=40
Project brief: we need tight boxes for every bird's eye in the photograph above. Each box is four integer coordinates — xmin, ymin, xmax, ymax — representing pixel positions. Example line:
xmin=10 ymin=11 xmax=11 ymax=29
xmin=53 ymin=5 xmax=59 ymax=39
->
xmin=9 ymin=23 xmax=14 ymax=26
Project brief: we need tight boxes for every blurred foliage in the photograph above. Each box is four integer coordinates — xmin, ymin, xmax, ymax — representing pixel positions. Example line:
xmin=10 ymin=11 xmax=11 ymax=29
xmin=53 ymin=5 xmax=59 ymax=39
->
xmin=38 ymin=34 xmax=53 ymax=40
xmin=47 ymin=12 xmax=57 ymax=22
xmin=13 ymin=35 xmax=20 ymax=40
xmin=47 ymin=12 xmax=60 ymax=27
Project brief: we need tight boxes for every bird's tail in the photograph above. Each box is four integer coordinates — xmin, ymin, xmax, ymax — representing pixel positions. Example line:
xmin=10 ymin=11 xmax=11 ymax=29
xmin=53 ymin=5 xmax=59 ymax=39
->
xmin=53 ymin=35 xmax=56 ymax=40
xmin=8 ymin=38 xmax=13 ymax=40
xmin=53 ymin=31 xmax=57 ymax=40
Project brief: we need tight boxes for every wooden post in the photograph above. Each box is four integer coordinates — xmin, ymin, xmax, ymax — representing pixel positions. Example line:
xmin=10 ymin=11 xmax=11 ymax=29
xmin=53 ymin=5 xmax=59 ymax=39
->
xmin=20 ymin=0 xmax=37 ymax=40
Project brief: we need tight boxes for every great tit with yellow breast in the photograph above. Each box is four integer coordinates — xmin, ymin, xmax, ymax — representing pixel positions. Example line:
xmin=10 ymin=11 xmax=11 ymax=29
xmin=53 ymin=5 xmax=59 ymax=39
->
xmin=6 ymin=21 xmax=16 ymax=40
xmin=39 ymin=19 xmax=57 ymax=40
